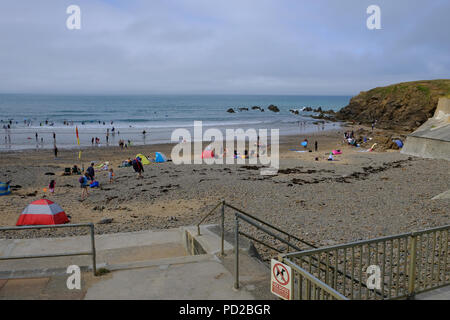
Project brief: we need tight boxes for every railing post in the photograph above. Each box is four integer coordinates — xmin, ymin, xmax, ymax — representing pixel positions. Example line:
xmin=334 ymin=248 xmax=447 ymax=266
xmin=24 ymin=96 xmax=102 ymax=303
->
xmin=234 ymin=212 xmax=239 ymax=290
xmin=90 ymin=223 xmax=97 ymax=276
xmin=407 ymin=234 xmax=418 ymax=299
xmin=221 ymin=200 xmax=225 ymax=256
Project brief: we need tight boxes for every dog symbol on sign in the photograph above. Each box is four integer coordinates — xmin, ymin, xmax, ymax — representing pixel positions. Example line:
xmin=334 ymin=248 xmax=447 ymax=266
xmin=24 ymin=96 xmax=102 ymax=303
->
xmin=273 ymin=263 xmax=289 ymax=286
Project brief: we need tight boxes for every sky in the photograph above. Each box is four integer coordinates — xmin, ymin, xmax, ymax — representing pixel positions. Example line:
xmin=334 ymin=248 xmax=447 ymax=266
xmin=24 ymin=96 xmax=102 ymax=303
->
xmin=0 ymin=0 xmax=449 ymax=95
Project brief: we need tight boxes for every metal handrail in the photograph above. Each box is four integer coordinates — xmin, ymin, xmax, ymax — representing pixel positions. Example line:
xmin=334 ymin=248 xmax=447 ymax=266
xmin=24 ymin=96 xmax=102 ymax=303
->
xmin=225 ymin=202 xmax=316 ymax=249
xmin=284 ymin=224 xmax=450 ymax=259
xmin=282 ymin=257 xmax=348 ymax=300
xmin=280 ymin=224 xmax=449 ymax=300
xmin=197 ymin=201 xmax=223 ymax=236
xmin=0 ymin=223 xmax=97 ymax=276
xmin=232 ymin=211 xmax=375 ymax=296
xmin=196 ymin=200 xmax=316 ymax=256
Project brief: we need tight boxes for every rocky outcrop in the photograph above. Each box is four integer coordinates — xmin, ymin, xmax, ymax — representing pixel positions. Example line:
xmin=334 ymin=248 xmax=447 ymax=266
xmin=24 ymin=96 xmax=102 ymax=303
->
xmin=337 ymin=80 xmax=450 ymax=131
xmin=268 ymin=104 xmax=280 ymax=112
xmin=227 ymin=108 xmax=235 ymax=113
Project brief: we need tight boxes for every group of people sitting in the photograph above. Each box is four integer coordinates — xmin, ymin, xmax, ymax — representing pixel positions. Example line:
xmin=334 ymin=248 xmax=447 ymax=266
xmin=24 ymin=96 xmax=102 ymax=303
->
xmin=344 ymin=131 xmax=360 ymax=147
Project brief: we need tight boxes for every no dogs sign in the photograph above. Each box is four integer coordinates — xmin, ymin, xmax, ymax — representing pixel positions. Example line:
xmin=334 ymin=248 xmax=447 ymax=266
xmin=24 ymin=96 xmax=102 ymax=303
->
xmin=270 ymin=259 xmax=293 ymax=300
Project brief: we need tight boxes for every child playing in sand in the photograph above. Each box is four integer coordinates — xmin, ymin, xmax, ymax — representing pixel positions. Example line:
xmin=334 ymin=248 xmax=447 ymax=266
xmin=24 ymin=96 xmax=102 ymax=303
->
xmin=49 ymin=180 xmax=55 ymax=194
xmin=109 ymin=168 xmax=114 ymax=183
xmin=79 ymin=173 xmax=89 ymax=199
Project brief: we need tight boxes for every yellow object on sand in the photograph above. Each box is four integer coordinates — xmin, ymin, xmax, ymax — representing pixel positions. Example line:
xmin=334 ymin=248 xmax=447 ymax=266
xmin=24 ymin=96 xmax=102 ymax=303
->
xmin=136 ymin=154 xmax=150 ymax=165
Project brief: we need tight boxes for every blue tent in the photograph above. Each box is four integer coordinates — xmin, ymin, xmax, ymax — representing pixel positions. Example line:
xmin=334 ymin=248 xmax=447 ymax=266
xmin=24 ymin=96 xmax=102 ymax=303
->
xmin=155 ymin=152 xmax=167 ymax=163
xmin=0 ymin=182 xmax=11 ymax=196
xmin=394 ymin=140 xmax=403 ymax=148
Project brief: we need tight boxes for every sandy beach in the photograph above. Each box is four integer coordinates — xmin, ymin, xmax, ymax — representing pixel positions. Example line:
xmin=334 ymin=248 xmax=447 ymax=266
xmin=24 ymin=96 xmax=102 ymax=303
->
xmin=0 ymin=126 xmax=449 ymax=250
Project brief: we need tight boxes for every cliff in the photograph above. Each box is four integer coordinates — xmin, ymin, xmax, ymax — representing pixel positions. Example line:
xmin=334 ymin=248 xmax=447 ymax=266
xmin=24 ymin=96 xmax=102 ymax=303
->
xmin=336 ymin=79 xmax=450 ymax=131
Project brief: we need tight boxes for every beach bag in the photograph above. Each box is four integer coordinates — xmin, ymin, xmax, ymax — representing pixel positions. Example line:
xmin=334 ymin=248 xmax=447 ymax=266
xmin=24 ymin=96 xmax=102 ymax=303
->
xmin=0 ymin=182 xmax=11 ymax=196
xmin=90 ymin=181 xmax=99 ymax=188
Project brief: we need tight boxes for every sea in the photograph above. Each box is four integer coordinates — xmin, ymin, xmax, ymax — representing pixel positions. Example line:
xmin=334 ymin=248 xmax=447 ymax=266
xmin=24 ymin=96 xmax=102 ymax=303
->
xmin=0 ymin=94 xmax=351 ymax=151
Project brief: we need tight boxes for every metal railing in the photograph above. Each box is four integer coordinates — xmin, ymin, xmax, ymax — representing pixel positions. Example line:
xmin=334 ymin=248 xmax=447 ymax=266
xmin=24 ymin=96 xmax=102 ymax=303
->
xmin=0 ymin=223 xmax=97 ymax=276
xmin=280 ymin=224 xmax=449 ymax=300
xmin=282 ymin=257 xmax=348 ymax=300
xmin=197 ymin=201 xmax=369 ymax=294
xmin=197 ymin=200 xmax=315 ymax=257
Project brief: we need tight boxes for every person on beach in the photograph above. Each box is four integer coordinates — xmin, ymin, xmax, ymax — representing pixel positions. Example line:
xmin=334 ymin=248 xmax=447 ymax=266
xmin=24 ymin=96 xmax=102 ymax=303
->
xmin=314 ymin=141 xmax=318 ymax=152
xmin=132 ymin=157 xmax=144 ymax=179
xmin=79 ymin=173 xmax=89 ymax=199
xmin=86 ymin=162 xmax=95 ymax=181
xmin=49 ymin=180 xmax=55 ymax=194
xmin=54 ymin=146 xmax=58 ymax=159
xmin=91 ymin=137 xmax=94 ymax=146
xmin=109 ymin=168 xmax=115 ymax=183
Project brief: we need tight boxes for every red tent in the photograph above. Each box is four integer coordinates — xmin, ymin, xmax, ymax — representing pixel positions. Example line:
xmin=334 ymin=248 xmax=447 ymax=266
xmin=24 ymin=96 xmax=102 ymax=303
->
xmin=16 ymin=199 xmax=70 ymax=226
xmin=201 ymin=150 xmax=215 ymax=159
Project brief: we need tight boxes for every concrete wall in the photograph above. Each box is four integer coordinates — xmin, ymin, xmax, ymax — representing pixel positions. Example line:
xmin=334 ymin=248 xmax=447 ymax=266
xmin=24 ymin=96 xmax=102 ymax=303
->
xmin=401 ymin=136 xmax=450 ymax=160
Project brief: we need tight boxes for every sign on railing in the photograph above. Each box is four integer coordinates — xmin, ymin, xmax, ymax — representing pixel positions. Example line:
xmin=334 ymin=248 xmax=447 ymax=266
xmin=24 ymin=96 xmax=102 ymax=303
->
xmin=271 ymin=259 xmax=293 ymax=300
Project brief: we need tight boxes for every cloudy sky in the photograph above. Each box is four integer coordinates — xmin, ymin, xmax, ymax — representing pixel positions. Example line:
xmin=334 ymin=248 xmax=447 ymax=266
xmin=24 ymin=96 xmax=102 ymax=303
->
xmin=0 ymin=0 xmax=448 ymax=95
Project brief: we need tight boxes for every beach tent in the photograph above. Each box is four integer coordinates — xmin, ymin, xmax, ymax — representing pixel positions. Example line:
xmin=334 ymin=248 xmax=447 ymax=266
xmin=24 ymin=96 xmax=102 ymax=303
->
xmin=154 ymin=152 xmax=167 ymax=163
xmin=201 ymin=150 xmax=215 ymax=159
xmin=332 ymin=150 xmax=342 ymax=155
xmin=16 ymin=199 xmax=69 ymax=226
xmin=0 ymin=182 xmax=11 ymax=196
xmin=135 ymin=154 xmax=150 ymax=165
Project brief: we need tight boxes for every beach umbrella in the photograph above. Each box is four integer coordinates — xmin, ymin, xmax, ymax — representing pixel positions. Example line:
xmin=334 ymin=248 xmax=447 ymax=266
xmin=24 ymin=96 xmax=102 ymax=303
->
xmin=16 ymin=199 xmax=70 ymax=226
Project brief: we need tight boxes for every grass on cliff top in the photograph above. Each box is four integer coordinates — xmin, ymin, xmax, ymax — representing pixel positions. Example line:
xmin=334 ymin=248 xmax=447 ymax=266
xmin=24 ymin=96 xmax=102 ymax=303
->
xmin=367 ymin=79 xmax=450 ymax=98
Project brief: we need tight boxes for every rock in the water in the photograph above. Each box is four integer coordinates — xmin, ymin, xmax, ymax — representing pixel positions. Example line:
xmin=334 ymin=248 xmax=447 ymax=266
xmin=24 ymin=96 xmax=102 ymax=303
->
xmin=268 ymin=104 xmax=280 ymax=112
xmin=227 ymin=108 xmax=235 ymax=113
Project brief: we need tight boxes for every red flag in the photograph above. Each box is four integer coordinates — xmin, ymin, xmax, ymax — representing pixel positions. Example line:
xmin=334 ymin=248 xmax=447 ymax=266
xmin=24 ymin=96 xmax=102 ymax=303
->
xmin=76 ymin=126 xmax=80 ymax=145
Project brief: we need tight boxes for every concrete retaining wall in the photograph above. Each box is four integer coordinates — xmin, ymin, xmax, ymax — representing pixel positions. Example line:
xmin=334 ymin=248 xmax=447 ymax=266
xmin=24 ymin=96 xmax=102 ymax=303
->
xmin=401 ymin=136 xmax=450 ymax=160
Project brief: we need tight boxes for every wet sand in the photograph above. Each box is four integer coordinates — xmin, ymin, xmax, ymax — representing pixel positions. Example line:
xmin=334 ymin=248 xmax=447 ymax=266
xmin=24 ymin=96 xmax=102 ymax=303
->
xmin=0 ymin=127 xmax=448 ymax=249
